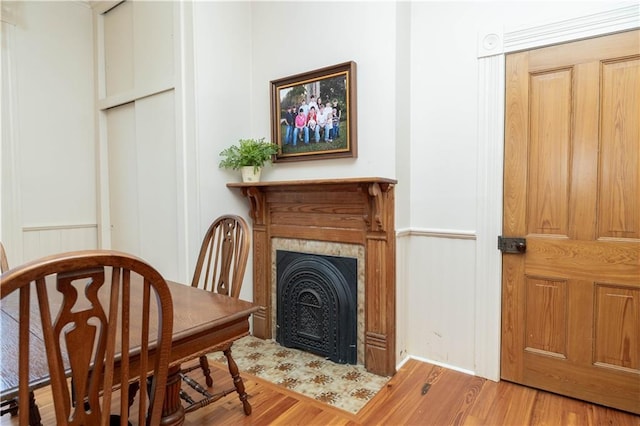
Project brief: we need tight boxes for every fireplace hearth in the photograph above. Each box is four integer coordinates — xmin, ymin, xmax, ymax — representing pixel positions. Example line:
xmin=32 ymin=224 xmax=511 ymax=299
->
xmin=228 ymin=177 xmax=397 ymax=376
xmin=276 ymin=250 xmax=357 ymax=364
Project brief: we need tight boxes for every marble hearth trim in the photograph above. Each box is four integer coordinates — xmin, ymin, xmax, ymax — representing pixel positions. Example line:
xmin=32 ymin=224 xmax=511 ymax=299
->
xmin=271 ymin=237 xmax=366 ymax=364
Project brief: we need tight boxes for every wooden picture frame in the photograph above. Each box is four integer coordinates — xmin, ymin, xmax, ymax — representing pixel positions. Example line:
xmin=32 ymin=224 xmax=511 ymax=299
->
xmin=270 ymin=61 xmax=357 ymax=162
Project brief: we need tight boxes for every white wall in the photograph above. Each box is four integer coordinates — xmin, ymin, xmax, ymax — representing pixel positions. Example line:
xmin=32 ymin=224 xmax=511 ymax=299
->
xmin=1 ymin=1 xmax=96 ymax=263
xmin=190 ymin=1 xmax=254 ymax=298
xmin=192 ymin=1 xmax=253 ymax=221
xmin=410 ymin=0 xmax=622 ymax=229
xmin=249 ymin=1 xmax=399 ymax=182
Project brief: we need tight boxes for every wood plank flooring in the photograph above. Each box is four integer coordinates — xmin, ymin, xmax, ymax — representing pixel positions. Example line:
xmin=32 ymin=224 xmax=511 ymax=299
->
xmin=2 ymin=358 xmax=638 ymax=425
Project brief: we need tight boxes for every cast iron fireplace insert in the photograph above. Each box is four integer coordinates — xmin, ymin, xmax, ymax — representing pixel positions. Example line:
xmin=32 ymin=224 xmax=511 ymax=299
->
xmin=276 ymin=250 xmax=357 ymax=364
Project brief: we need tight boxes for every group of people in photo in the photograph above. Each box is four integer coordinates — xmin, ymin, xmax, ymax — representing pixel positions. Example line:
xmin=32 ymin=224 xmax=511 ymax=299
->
xmin=282 ymin=95 xmax=341 ymax=146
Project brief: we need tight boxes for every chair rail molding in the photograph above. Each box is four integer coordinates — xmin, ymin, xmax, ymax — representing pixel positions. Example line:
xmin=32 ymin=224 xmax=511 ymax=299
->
xmin=475 ymin=1 xmax=639 ymax=382
xmin=409 ymin=228 xmax=476 ymax=240
xmin=21 ymin=223 xmax=99 ymax=262
xmin=22 ymin=223 xmax=98 ymax=232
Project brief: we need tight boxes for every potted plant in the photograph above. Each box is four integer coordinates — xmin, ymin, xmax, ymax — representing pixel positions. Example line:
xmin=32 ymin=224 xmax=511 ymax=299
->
xmin=218 ymin=138 xmax=279 ymax=182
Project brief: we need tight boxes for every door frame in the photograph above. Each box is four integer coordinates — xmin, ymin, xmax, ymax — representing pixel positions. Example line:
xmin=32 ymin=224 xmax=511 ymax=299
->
xmin=474 ymin=3 xmax=639 ymax=381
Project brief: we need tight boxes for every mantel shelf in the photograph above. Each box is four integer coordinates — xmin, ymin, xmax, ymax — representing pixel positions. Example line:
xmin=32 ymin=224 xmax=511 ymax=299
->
xmin=227 ymin=176 xmax=397 ymax=189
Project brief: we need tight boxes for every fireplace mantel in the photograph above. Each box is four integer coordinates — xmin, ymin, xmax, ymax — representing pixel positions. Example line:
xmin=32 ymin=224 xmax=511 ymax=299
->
xmin=228 ymin=177 xmax=397 ymax=376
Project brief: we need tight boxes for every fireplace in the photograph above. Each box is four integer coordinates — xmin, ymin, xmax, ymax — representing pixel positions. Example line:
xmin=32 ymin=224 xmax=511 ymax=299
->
xmin=276 ymin=250 xmax=357 ymax=364
xmin=228 ymin=177 xmax=397 ymax=376
xmin=271 ymin=238 xmax=366 ymax=364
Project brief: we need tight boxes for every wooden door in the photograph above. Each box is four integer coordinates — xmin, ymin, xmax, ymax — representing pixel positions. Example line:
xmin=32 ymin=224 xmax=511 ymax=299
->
xmin=502 ymin=30 xmax=640 ymax=414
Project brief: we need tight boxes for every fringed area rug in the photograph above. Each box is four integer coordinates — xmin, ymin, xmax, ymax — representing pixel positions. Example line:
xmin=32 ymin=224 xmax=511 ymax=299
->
xmin=208 ymin=335 xmax=390 ymax=414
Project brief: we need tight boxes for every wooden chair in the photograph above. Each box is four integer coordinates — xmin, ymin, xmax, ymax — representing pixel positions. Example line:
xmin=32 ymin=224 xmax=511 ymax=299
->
xmin=0 ymin=250 xmax=174 ymax=426
xmin=0 ymin=242 xmax=21 ymax=419
xmin=179 ymin=215 xmax=251 ymax=415
xmin=0 ymin=242 xmax=8 ymax=273
xmin=0 ymin=243 xmax=43 ymax=424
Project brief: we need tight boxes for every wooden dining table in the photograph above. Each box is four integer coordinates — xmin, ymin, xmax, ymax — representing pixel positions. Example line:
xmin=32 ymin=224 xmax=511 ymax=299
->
xmin=0 ymin=278 xmax=260 ymax=426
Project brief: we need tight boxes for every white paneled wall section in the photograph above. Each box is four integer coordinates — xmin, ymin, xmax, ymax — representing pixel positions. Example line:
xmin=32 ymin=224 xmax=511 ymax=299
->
xmin=94 ymin=1 xmax=187 ymax=282
xmin=1 ymin=1 xmax=96 ymax=264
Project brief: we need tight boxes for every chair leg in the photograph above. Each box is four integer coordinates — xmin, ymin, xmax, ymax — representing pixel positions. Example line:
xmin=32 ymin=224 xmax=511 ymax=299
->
xmin=28 ymin=391 xmax=42 ymax=426
xmin=127 ymin=381 xmax=140 ymax=409
xmin=1 ymin=392 xmax=41 ymax=426
xmin=223 ymin=346 xmax=251 ymax=415
xmin=0 ymin=398 xmax=19 ymax=417
xmin=199 ymin=355 xmax=213 ymax=387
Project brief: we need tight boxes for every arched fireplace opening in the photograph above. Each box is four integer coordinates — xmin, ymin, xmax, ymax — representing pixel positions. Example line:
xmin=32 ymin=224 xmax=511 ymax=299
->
xmin=276 ymin=250 xmax=357 ymax=364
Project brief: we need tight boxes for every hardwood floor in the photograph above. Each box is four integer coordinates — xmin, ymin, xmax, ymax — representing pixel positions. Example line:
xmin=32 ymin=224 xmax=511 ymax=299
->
xmin=2 ymin=359 xmax=638 ymax=425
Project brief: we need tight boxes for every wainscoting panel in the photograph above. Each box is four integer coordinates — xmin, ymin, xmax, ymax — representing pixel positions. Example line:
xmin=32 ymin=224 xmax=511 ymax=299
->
xmin=21 ymin=224 xmax=98 ymax=263
xmin=405 ymin=232 xmax=477 ymax=372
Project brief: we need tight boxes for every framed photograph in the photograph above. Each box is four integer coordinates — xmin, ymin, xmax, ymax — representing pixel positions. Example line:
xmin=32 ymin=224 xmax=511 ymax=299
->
xmin=271 ymin=61 xmax=357 ymax=162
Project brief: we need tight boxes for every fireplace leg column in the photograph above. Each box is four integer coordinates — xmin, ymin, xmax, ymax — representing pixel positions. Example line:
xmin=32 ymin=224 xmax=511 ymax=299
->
xmin=252 ymin=224 xmax=271 ymax=339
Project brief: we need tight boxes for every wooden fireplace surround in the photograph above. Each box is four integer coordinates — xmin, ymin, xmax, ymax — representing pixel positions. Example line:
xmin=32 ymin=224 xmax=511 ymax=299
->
xmin=228 ymin=177 xmax=397 ymax=376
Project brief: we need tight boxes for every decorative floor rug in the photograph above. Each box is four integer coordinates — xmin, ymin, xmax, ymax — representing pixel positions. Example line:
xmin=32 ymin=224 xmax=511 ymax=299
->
xmin=209 ymin=335 xmax=390 ymax=414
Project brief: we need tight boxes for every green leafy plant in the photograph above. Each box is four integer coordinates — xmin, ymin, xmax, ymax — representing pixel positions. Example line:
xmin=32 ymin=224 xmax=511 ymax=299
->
xmin=218 ymin=138 xmax=280 ymax=173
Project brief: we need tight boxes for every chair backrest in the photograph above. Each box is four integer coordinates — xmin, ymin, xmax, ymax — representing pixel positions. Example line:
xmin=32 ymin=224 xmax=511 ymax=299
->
xmin=191 ymin=215 xmax=249 ymax=299
xmin=0 ymin=241 xmax=9 ymax=273
xmin=0 ymin=250 xmax=173 ymax=426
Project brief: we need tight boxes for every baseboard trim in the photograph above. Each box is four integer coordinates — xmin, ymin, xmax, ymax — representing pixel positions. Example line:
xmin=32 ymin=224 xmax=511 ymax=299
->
xmin=407 ymin=355 xmax=476 ymax=377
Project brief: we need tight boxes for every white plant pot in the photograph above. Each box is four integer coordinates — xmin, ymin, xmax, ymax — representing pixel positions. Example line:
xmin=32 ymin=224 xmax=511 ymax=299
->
xmin=241 ymin=166 xmax=261 ymax=182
